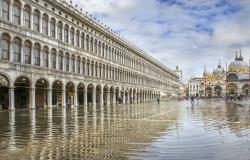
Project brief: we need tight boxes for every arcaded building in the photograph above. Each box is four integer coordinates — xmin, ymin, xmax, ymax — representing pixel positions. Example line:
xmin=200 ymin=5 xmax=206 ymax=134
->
xmin=0 ymin=0 xmax=179 ymax=109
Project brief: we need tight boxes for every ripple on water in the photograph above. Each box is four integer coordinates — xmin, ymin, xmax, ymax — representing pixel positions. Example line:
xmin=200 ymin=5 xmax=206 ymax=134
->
xmin=0 ymin=100 xmax=250 ymax=159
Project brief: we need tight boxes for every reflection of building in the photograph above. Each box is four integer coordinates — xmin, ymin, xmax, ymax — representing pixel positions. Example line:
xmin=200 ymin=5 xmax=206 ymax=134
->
xmin=0 ymin=0 xmax=180 ymax=109
xmin=188 ymin=77 xmax=204 ymax=96
xmin=204 ymin=53 xmax=250 ymax=97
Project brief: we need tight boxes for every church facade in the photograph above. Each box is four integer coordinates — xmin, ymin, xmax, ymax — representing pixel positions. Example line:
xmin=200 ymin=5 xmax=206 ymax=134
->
xmin=203 ymin=53 xmax=250 ymax=97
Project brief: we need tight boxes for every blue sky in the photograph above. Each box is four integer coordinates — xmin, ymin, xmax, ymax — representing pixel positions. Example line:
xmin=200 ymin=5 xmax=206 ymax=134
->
xmin=72 ymin=0 xmax=250 ymax=82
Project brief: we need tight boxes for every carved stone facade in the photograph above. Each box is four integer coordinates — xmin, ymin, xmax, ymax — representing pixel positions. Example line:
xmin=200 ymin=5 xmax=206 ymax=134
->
xmin=0 ymin=0 xmax=179 ymax=109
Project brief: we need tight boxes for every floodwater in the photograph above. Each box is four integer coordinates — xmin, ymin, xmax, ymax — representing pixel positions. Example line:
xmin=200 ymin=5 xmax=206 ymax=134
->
xmin=0 ymin=100 xmax=250 ymax=160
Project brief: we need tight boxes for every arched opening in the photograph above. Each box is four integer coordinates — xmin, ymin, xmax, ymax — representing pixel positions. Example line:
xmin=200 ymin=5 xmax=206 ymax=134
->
xmin=226 ymin=83 xmax=237 ymax=96
xmin=227 ymin=73 xmax=238 ymax=82
xmin=242 ymin=84 xmax=249 ymax=96
xmin=35 ymin=79 xmax=48 ymax=108
xmin=14 ymin=76 xmax=31 ymax=108
xmin=133 ymin=89 xmax=136 ymax=103
xmin=96 ymin=85 xmax=102 ymax=106
xmin=129 ymin=88 xmax=132 ymax=104
xmin=0 ymin=33 xmax=10 ymax=60
xmin=110 ymin=86 xmax=115 ymax=105
xmin=125 ymin=90 xmax=128 ymax=104
xmin=0 ymin=74 xmax=9 ymax=109
xmin=66 ymin=82 xmax=75 ymax=107
xmin=77 ymin=83 xmax=85 ymax=106
xmin=87 ymin=84 xmax=93 ymax=105
xmin=115 ymin=87 xmax=119 ymax=104
xmin=214 ymin=86 xmax=222 ymax=97
xmin=52 ymin=80 xmax=63 ymax=106
xmin=120 ymin=88 xmax=124 ymax=104
xmin=205 ymin=87 xmax=212 ymax=98
xmin=103 ymin=86 xmax=109 ymax=105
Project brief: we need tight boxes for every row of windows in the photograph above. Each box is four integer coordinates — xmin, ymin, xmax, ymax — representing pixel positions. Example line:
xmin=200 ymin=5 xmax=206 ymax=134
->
xmin=1 ymin=0 xmax=176 ymax=82
xmin=0 ymin=33 xmax=166 ymax=88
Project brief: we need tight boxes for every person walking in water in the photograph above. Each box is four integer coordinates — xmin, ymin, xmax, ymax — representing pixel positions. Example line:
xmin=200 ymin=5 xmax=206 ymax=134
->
xmin=190 ymin=96 xmax=195 ymax=106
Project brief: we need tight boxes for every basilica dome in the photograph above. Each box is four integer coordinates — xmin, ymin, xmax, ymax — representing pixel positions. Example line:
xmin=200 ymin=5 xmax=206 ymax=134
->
xmin=229 ymin=53 xmax=248 ymax=73
xmin=214 ymin=63 xmax=224 ymax=75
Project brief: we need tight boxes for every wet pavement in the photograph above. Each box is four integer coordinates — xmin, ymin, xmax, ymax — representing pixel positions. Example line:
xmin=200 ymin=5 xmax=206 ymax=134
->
xmin=0 ymin=100 xmax=250 ymax=160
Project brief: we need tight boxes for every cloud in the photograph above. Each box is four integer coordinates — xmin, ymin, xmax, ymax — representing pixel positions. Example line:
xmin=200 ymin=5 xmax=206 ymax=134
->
xmin=70 ymin=0 xmax=250 ymax=82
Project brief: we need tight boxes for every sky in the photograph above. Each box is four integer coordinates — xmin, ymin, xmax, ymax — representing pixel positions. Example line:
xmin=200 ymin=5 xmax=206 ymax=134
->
xmin=69 ymin=0 xmax=250 ymax=82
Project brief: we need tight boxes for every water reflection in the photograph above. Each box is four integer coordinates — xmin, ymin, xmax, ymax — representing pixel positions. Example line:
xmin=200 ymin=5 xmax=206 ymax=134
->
xmin=0 ymin=101 xmax=250 ymax=159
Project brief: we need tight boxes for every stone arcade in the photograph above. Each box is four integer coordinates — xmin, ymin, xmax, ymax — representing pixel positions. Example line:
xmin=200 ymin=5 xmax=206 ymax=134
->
xmin=0 ymin=0 xmax=179 ymax=110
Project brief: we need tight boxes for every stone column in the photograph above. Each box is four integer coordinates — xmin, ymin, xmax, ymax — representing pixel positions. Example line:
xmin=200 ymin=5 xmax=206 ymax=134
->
xmin=122 ymin=93 xmax=125 ymax=104
xmin=47 ymin=88 xmax=52 ymax=108
xmin=30 ymin=47 xmax=33 ymax=65
xmin=61 ymin=23 xmax=64 ymax=42
xmin=107 ymin=91 xmax=110 ymax=106
xmin=20 ymin=3 xmax=24 ymax=26
xmin=84 ymin=89 xmax=87 ymax=106
xmin=100 ymin=89 xmax=103 ymax=107
xmin=74 ymin=90 xmax=78 ymax=107
xmin=20 ymin=45 xmax=24 ymax=63
xmin=9 ymin=1 xmax=13 ymax=22
xmin=112 ymin=92 xmax=116 ymax=105
xmin=9 ymin=41 xmax=13 ymax=62
xmin=29 ymin=87 xmax=36 ymax=109
xmin=47 ymin=50 xmax=51 ymax=68
xmin=54 ymin=21 xmax=58 ymax=39
xmin=39 ymin=11 xmax=43 ymax=33
xmin=9 ymin=87 xmax=15 ymax=110
xmin=30 ymin=7 xmax=34 ymax=30
xmin=47 ymin=15 xmax=51 ymax=37
xmin=62 ymin=89 xmax=66 ymax=107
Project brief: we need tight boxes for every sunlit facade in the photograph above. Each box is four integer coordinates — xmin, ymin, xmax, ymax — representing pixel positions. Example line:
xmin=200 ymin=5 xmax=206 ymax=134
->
xmin=0 ymin=0 xmax=179 ymax=110
xmin=203 ymin=53 xmax=250 ymax=97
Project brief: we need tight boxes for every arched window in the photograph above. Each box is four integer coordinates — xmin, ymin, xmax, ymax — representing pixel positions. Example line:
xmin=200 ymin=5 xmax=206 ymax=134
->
xmin=42 ymin=46 xmax=49 ymax=67
xmin=57 ymin=21 xmax=63 ymax=41
xmin=58 ymin=51 xmax=63 ymax=70
xmin=65 ymin=53 xmax=69 ymax=71
xmin=50 ymin=18 xmax=56 ymax=38
xmin=24 ymin=41 xmax=32 ymax=64
xmin=42 ymin=14 xmax=49 ymax=35
xmin=0 ymin=33 xmax=10 ymax=60
xmin=91 ymin=61 xmax=94 ymax=76
xmin=95 ymin=63 xmax=98 ymax=77
xmin=23 ymin=5 xmax=31 ymax=29
xmin=90 ymin=37 xmax=94 ymax=53
xmin=76 ymin=31 xmax=80 ymax=47
xmin=77 ymin=57 xmax=80 ymax=73
xmin=94 ymin=39 xmax=97 ymax=54
xmin=82 ymin=58 xmax=85 ymax=75
xmin=33 ymin=10 xmax=40 ymax=32
xmin=102 ymin=43 xmax=105 ymax=57
xmin=81 ymin=33 xmax=85 ymax=49
xmin=51 ymin=49 xmax=56 ymax=69
xmin=227 ymin=73 xmax=238 ymax=82
xmin=2 ymin=0 xmax=9 ymax=20
xmin=71 ymin=55 xmax=75 ymax=72
xmin=87 ymin=60 xmax=90 ymax=76
xmin=70 ymin=28 xmax=75 ymax=45
xmin=33 ymin=43 xmax=41 ymax=66
xmin=64 ymin=25 xmax=69 ymax=43
xmin=13 ymin=37 xmax=21 ymax=62
xmin=98 ymin=41 xmax=101 ymax=55
xmin=99 ymin=63 xmax=101 ymax=78
xmin=86 ymin=35 xmax=89 ymax=51
xmin=13 ymin=0 xmax=21 ymax=25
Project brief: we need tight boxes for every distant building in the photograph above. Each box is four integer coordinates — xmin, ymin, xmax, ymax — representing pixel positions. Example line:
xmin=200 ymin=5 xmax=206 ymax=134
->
xmin=188 ymin=77 xmax=204 ymax=97
xmin=203 ymin=52 xmax=250 ymax=97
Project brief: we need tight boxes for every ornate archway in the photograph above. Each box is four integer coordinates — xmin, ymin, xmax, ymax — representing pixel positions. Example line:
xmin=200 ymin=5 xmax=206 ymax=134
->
xmin=226 ymin=83 xmax=237 ymax=95
xmin=214 ymin=86 xmax=222 ymax=97
xmin=14 ymin=76 xmax=31 ymax=108
xmin=0 ymin=74 xmax=10 ymax=109
xmin=242 ymin=84 xmax=249 ymax=96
